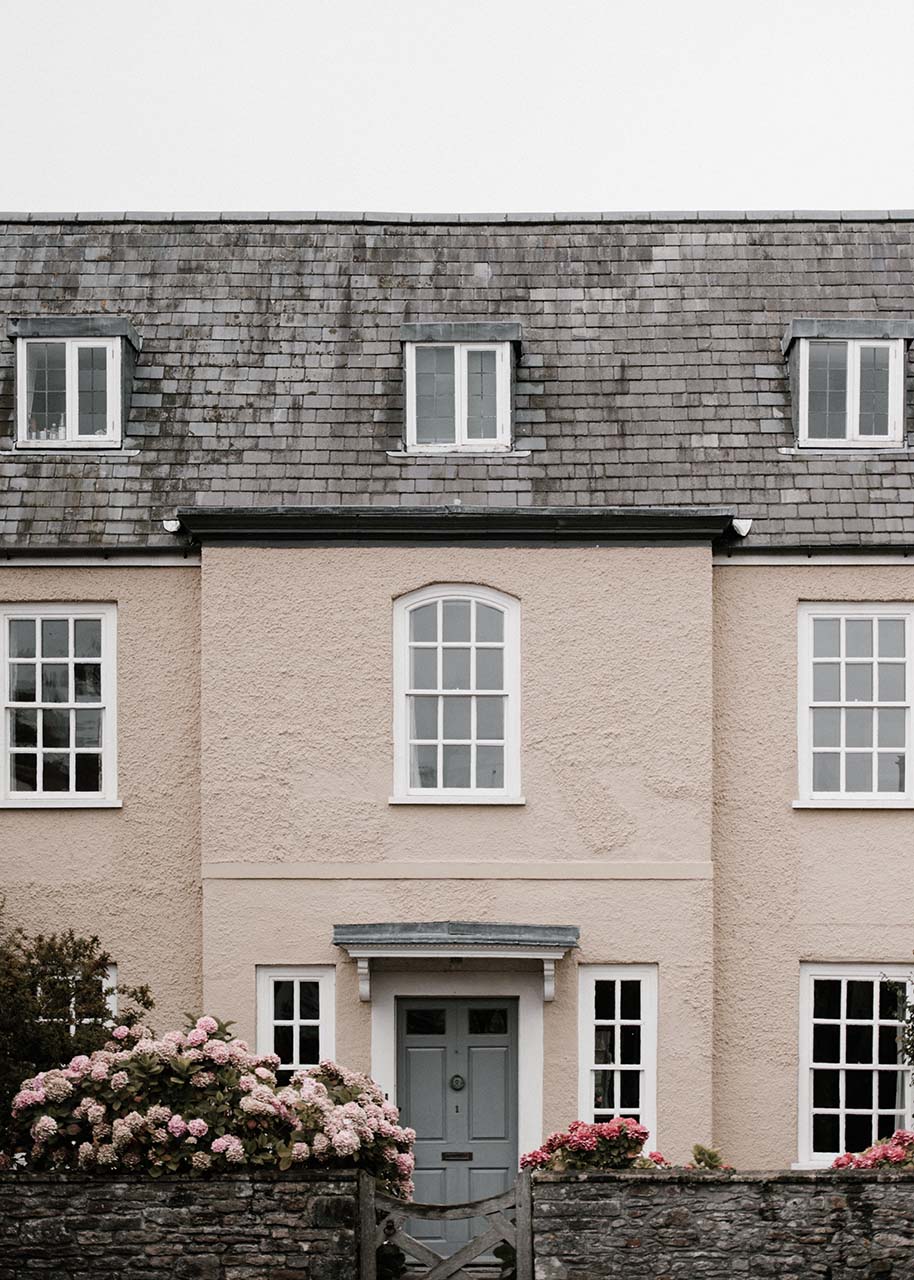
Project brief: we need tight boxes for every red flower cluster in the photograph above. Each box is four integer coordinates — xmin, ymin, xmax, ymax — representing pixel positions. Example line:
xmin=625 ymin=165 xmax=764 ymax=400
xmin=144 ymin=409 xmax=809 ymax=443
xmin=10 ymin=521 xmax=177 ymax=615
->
xmin=520 ymin=1118 xmax=650 ymax=1172
xmin=833 ymin=1129 xmax=914 ymax=1170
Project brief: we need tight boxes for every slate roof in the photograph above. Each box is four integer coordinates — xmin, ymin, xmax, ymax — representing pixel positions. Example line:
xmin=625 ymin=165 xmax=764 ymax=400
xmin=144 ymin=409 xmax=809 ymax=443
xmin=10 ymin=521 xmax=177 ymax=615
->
xmin=3 ymin=211 xmax=914 ymax=550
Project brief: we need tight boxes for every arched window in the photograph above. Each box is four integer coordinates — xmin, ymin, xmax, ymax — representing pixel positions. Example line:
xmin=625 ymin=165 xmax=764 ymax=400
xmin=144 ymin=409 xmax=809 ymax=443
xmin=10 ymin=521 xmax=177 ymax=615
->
xmin=392 ymin=585 xmax=521 ymax=803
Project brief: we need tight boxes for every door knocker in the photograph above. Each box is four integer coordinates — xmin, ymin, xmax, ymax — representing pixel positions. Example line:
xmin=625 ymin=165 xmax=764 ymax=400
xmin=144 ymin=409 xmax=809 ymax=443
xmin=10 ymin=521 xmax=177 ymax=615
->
xmin=449 ymin=1074 xmax=466 ymax=1091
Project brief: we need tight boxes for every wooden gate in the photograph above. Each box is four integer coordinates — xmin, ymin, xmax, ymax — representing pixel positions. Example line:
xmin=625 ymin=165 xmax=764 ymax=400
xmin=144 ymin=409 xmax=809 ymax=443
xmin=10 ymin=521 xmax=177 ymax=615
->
xmin=359 ymin=1170 xmax=533 ymax=1279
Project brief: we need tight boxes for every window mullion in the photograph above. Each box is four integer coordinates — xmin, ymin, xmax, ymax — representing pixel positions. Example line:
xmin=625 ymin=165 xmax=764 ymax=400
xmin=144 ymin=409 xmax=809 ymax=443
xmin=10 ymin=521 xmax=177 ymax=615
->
xmin=847 ymin=340 xmax=860 ymax=442
xmin=456 ymin=345 xmax=466 ymax=446
xmin=65 ymin=341 xmax=76 ymax=443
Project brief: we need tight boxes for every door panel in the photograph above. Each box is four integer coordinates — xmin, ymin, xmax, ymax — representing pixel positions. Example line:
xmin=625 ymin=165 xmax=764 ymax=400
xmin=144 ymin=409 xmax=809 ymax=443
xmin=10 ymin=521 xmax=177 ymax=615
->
xmin=397 ymin=997 xmax=518 ymax=1257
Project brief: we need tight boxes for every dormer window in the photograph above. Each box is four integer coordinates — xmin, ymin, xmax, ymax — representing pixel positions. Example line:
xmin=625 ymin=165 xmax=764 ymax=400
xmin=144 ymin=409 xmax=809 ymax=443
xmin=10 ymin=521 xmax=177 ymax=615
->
xmin=400 ymin=322 xmax=519 ymax=453
xmin=8 ymin=316 xmax=142 ymax=450
xmin=782 ymin=320 xmax=912 ymax=450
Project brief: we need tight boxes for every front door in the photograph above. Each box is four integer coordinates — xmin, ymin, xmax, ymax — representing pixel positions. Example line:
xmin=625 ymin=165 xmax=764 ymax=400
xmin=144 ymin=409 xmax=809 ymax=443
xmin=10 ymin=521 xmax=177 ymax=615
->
xmin=396 ymin=997 xmax=519 ymax=1255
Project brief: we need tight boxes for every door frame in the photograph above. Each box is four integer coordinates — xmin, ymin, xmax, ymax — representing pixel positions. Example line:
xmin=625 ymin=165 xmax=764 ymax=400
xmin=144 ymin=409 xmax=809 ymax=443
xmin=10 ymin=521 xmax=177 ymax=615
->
xmin=371 ymin=970 xmax=544 ymax=1161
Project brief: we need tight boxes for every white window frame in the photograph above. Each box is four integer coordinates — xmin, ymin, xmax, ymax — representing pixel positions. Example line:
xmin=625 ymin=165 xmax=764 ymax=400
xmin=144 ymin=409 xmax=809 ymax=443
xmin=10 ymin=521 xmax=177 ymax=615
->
xmin=37 ymin=963 xmax=118 ymax=1035
xmin=255 ymin=965 xmax=335 ymax=1077
xmin=797 ymin=962 xmax=913 ymax=1168
xmin=404 ymin=341 xmax=512 ymax=453
xmin=0 ymin=602 xmax=118 ymax=808
xmin=798 ymin=338 xmax=905 ymax=448
xmin=16 ymin=337 xmax=121 ymax=448
xmin=391 ymin=583 xmax=522 ymax=805
xmin=577 ymin=964 xmax=659 ymax=1148
xmin=797 ymin=602 xmax=914 ymax=808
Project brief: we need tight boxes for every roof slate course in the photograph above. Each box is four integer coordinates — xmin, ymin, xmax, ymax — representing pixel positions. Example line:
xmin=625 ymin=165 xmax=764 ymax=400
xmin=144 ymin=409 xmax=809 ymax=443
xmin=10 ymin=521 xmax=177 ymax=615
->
xmin=2 ymin=215 xmax=914 ymax=548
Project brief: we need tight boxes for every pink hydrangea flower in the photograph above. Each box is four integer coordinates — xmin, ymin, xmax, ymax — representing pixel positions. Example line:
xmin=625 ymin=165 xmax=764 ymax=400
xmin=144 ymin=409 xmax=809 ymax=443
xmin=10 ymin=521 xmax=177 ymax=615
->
xmin=167 ymin=1114 xmax=188 ymax=1138
xmin=110 ymin=1071 xmax=130 ymax=1091
xmin=196 ymin=1016 xmax=219 ymax=1035
xmin=291 ymin=1142 xmax=310 ymax=1162
xmin=112 ymin=1026 xmax=131 ymax=1041
xmin=185 ymin=1028 xmax=207 ymax=1048
xmin=187 ymin=1118 xmax=208 ymax=1138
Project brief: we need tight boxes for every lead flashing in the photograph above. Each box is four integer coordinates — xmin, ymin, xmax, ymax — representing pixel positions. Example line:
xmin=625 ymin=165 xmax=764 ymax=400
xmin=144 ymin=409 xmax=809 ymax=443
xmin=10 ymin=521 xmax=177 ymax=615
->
xmin=7 ymin=315 xmax=143 ymax=353
xmin=400 ymin=321 xmax=522 ymax=344
xmin=780 ymin=317 xmax=914 ymax=355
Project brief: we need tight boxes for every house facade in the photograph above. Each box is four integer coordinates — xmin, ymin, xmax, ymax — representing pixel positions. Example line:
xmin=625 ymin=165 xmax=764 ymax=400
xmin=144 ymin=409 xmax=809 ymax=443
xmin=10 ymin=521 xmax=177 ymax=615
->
xmin=2 ymin=211 xmax=914 ymax=1189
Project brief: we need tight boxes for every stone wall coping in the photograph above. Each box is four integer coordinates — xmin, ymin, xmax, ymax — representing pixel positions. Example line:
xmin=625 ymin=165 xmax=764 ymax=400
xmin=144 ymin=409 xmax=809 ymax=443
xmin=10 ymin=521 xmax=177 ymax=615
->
xmin=533 ymin=1167 xmax=914 ymax=1184
xmin=0 ymin=1167 xmax=359 ymax=1184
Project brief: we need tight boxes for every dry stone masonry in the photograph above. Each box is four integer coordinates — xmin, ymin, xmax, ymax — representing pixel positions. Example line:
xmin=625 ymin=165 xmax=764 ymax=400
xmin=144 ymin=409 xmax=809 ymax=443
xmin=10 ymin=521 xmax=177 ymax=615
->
xmin=532 ymin=1169 xmax=914 ymax=1279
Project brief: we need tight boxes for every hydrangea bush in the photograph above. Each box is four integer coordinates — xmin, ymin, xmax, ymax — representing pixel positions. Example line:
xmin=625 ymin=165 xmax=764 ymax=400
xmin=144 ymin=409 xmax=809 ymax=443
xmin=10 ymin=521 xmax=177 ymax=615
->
xmin=520 ymin=1120 xmax=730 ymax=1174
xmin=7 ymin=1016 xmax=415 ymax=1196
xmin=832 ymin=1128 xmax=914 ymax=1169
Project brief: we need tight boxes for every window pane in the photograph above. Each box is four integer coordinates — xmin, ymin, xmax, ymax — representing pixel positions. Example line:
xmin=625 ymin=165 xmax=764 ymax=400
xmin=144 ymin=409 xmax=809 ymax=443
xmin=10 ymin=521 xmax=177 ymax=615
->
xmin=26 ymin=343 xmax=67 ymax=440
xmin=878 ymin=1070 xmax=904 ymax=1107
xmin=41 ymin=618 xmax=69 ymax=658
xmin=442 ymin=744 xmax=471 ymax=788
xmin=620 ymin=981 xmax=642 ymax=1019
xmin=10 ymin=753 xmax=37 ymax=791
xmin=846 ymin=619 xmax=873 ymax=658
xmin=410 ymin=604 xmax=437 ymax=642
xmin=619 ymin=1071 xmax=641 ymax=1109
xmin=813 ymin=980 xmax=841 ymax=1019
xmin=273 ymin=981 xmax=294 ymax=1020
xmin=77 ymin=346 xmax=108 ymax=437
xmin=813 ymin=618 xmax=840 ymax=658
xmin=414 ymin=346 xmax=456 ymax=444
xmin=845 ymin=1071 xmax=873 ymax=1108
xmin=476 ymin=649 xmax=503 ymax=690
xmin=476 ymin=604 xmax=504 ymax=643
xmin=879 ymin=618 xmax=905 ymax=658
xmin=442 ymin=600 xmax=471 ymax=642
xmin=845 ymin=1113 xmax=874 ymax=1154
xmin=74 ymin=664 xmax=101 ymax=702
xmin=620 ymin=1026 xmax=641 ymax=1063
xmin=845 ymin=753 xmax=872 ymax=792
xmin=442 ymin=697 xmax=471 ymax=740
xmin=406 ymin=1008 xmax=446 ymax=1035
xmin=466 ymin=349 xmax=498 ymax=440
xmin=813 ymin=664 xmax=840 ymax=702
xmin=9 ymin=619 xmax=36 ymax=658
xmin=468 ymin=1008 xmax=508 ymax=1035
xmin=845 ymin=708 xmax=872 ymax=748
xmin=813 ymin=1023 xmax=840 ymax=1062
xmin=410 ymin=745 xmax=438 ymax=789
xmin=74 ymin=753 xmax=101 ymax=793
xmin=858 ymin=345 xmax=890 ymax=436
xmin=42 ymin=753 xmax=70 ymax=792
xmin=845 ymin=1025 xmax=873 ymax=1063
xmin=593 ymin=1071 xmax=614 ymax=1111
xmin=880 ymin=980 xmax=907 ymax=1021
xmin=410 ymin=649 xmax=437 ymax=690
xmin=591 ymin=1024 xmax=611 ymax=1064
xmin=475 ymin=745 xmax=503 ymax=789
xmin=298 ymin=1025 xmax=319 ymax=1064
xmin=594 ymin=981 xmax=615 ymax=1020
xmin=9 ymin=664 xmax=36 ymax=702
xmin=476 ymin=697 xmax=504 ymax=740
xmin=812 ymin=1113 xmax=839 ymax=1153
xmin=273 ymin=1025 xmax=293 ymax=1063
xmin=41 ymin=664 xmax=69 ymax=703
xmin=878 ymin=708 xmax=905 ymax=749
xmin=74 ymin=619 xmax=102 ymax=657
xmin=807 ymin=342 xmax=847 ymax=439
xmin=299 ymin=982 xmax=320 ymax=1019
xmin=813 ymin=707 xmax=840 ymax=747
xmin=879 ymin=1025 xmax=901 ymax=1064
xmin=813 ymin=1069 xmax=839 ymax=1107
xmin=10 ymin=708 xmax=37 ymax=747
xmin=845 ymin=664 xmax=873 ymax=702
xmin=75 ymin=708 xmax=102 ymax=748
xmin=409 ymin=696 xmax=438 ymax=740
xmin=442 ymin=649 xmax=470 ymax=690
xmin=846 ymin=981 xmax=874 ymax=1019
xmin=42 ymin=709 xmax=70 ymax=749
xmin=878 ymin=663 xmax=905 ymax=702
xmin=878 ymin=752 xmax=905 ymax=793
xmin=813 ymin=753 xmax=840 ymax=791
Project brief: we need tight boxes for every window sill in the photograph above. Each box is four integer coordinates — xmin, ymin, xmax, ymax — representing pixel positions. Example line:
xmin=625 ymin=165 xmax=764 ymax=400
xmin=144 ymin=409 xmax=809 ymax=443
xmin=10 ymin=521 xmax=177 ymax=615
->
xmin=779 ymin=445 xmax=911 ymax=457
xmin=386 ymin=449 xmax=531 ymax=460
xmin=0 ymin=797 xmax=123 ymax=809
xmin=793 ymin=797 xmax=914 ymax=809
xmin=5 ymin=446 xmax=139 ymax=458
xmin=389 ymin=794 xmax=526 ymax=806
xmin=790 ymin=1160 xmax=832 ymax=1171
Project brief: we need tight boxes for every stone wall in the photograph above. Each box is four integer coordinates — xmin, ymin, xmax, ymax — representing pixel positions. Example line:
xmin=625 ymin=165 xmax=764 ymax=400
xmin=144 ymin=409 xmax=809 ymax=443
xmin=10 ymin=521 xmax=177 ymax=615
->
xmin=532 ymin=1169 xmax=914 ymax=1279
xmin=0 ymin=1170 xmax=361 ymax=1279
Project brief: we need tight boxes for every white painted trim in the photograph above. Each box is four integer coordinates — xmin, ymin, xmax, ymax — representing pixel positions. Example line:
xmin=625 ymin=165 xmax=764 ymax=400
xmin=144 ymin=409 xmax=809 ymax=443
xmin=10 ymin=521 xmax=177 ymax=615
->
xmin=797 ymin=962 xmax=914 ymax=1167
xmin=392 ymin=583 xmax=521 ymax=802
xmin=0 ymin=602 xmax=117 ymax=805
xmin=798 ymin=337 xmax=904 ymax=448
xmin=255 ymin=964 xmax=335 ymax=1068
xmin=0 ymin=556 xmax=199 ymax=569
xmin=404 ymin=341 xmax=512 ymax=452
xmin=577 ymin=964 xmax=659 ymax=1149
xmin=369 ymin=969 xmax=543 ymax=1160
xmin=202 ymin=860 xmax=714 ymax=880
xmin=16 ymin=336 xmax=122 ymax=447
xmin=714 ymin=554 xmax=914 ymax=566
xmin=797 ymin=601 xmax=913 ymax=804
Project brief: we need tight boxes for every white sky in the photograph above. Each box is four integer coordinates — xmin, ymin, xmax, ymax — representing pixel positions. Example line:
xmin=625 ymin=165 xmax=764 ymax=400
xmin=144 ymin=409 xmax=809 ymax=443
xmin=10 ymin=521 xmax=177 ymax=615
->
xmin=3 ymin=0 xmax=913 ymax=213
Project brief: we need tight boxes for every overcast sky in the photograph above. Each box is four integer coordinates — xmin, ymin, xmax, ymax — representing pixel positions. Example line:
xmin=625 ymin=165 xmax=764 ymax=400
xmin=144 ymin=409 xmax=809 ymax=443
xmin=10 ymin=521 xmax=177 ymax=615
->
xmin=3 ymin=0 xmax=912 ymax=213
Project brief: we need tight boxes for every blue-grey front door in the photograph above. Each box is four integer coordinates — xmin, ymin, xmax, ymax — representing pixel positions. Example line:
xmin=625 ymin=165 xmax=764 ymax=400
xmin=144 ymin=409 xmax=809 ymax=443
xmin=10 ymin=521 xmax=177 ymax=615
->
xmin=396 ymin=997 xmax=519 ymax=1255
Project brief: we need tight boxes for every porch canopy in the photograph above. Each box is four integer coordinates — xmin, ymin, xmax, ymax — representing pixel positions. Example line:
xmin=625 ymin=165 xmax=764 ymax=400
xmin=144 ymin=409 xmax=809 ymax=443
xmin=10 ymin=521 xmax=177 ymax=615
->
xmin=332 ymin=920 xmax=579 ymax=1002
